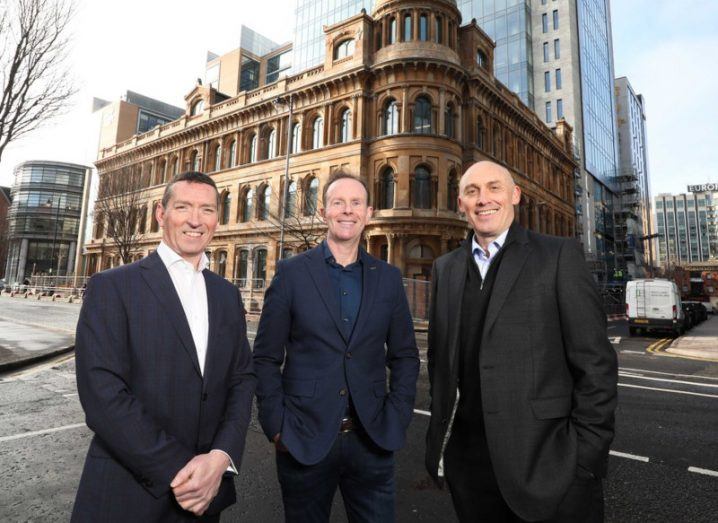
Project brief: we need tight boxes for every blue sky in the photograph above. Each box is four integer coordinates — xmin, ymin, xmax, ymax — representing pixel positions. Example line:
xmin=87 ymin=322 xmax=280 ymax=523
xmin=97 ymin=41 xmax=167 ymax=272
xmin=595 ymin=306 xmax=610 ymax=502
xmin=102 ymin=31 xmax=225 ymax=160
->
xmin=1 ymin=0 xmax=715 ymax=198
xmin=610 ymin=0 xmax=718 ymax=195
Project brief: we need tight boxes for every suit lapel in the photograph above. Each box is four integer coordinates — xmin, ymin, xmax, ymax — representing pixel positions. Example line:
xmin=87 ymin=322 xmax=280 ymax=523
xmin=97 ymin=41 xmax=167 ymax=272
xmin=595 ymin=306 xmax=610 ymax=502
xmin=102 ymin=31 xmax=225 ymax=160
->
xmin=202 ymin=270 xmax=221 ymax=389
xmin=140 ymin=252 xmax=202 ymax=377
xmin=483 ymin=224 xmax=531 ymax=336
xmin=303 ymin=246 xmax=348 ymax=344
xmin=349 ymin=249 xmax=379 ymax=347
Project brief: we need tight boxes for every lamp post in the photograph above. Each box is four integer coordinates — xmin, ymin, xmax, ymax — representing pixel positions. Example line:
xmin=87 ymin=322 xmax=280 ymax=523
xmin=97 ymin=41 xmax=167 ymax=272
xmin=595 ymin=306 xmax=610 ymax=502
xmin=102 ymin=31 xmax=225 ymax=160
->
xmin=274 ymin=95 xmax=294 ymax=259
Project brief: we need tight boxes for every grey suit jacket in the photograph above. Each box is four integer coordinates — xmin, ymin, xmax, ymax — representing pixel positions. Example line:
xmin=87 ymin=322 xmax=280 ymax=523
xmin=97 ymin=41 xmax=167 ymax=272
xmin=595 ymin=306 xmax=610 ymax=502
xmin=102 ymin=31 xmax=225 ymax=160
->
xmin=425 ymin=223 xmax=618 ymax=521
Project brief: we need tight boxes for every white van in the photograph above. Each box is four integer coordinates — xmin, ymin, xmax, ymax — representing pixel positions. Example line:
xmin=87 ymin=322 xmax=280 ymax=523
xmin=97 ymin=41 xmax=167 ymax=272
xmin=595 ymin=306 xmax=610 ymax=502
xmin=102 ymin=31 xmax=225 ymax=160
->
xmin=625 ymin=279 xmax=685 ymax=337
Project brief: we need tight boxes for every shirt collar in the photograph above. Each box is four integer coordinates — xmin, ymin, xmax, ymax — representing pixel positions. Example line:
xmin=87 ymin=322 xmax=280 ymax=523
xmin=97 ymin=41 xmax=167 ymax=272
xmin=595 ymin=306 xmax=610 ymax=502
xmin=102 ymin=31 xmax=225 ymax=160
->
xmin=472 ymin=227 xmax=510 ymax=258
xmin=321 ymin=240 xmax=362 ymax=267
xmin=157 ymin=241 xmax=209 ymax=273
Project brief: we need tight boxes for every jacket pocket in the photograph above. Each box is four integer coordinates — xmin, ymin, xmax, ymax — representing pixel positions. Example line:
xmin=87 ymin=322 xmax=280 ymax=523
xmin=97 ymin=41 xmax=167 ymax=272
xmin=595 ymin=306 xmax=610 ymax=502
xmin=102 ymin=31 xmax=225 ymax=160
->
xmin=530 ymin=395 xmax=571 ymax=419
xmin=283 ymin=378 xmax=317 ymax=398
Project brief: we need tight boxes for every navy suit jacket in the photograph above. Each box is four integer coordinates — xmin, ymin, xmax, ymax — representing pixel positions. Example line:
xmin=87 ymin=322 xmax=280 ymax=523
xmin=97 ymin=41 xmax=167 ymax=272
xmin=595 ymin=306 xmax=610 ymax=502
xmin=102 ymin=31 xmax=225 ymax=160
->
xmin=253 ymin=245 xmax=419 ymax=465
xmin=72 ymin=252 xmax=256 ymax=522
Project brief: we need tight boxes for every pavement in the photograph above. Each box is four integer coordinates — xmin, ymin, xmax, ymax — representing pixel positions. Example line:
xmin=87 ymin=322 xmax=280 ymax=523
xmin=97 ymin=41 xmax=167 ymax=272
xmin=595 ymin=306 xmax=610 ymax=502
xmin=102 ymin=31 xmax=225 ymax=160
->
xmin=666 ymin=315 xmax=718 ymax=362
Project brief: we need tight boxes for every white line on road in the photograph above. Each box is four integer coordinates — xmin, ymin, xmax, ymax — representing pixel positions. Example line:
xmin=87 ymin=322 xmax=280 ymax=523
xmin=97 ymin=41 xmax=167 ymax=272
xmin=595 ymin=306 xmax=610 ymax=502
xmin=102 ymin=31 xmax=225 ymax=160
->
xmin=619 ymin=383 xmax=718 ymax=399
xmin=621 ymin=350 xmax=645 ymax=355
xmin=687 ymin=466 xmax=718 ymax=478
xmin=0 ymin=422 xmax=86 ymax=443
xmin=609 ymin=450 xmax=649 ymax=462
xmin=618 ymin=373 xmax=718 ymax=389
xmin=621 ymin=366 xmax=718 ymax=381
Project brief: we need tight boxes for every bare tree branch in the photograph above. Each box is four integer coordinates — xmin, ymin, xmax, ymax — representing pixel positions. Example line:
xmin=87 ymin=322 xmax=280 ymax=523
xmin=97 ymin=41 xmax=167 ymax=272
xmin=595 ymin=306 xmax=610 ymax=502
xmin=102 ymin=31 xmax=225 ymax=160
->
xmin=95 ymin=166 xmax=149 ymax=264
xmin=0 ymin=0 xmax=77 ymax=163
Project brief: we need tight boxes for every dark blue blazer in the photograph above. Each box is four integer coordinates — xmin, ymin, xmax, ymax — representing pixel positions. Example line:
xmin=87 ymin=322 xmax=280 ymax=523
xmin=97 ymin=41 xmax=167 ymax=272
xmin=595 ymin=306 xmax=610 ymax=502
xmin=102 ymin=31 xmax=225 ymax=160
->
xmin=72 ymin=252 xmax=256 ymax=522
xmin=253 ymin=245 xmax=419 ymax=465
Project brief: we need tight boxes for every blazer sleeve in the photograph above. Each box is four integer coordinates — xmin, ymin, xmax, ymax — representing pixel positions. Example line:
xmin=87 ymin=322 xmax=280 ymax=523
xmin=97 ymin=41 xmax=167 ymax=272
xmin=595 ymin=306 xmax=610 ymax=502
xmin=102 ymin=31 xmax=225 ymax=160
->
xmin=210 ymin=287 xmax=257 ymax=468
xmin=252 ymin=261 xmax=291 ymax=441
xmin=556 ymin=240 xmax=618 ymax=477
xmin=75 ymin=273 xmax=194 ymax=498
xmin=384 ymin=267 xmax=420 ymax=429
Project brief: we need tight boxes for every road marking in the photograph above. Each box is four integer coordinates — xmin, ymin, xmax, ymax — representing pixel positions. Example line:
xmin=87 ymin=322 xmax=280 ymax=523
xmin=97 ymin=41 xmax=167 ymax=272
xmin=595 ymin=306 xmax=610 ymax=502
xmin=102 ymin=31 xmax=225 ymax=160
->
xmin=609 ymin=450 xmax=649 ymax=462
xmin=414 ymin=409 xmax=431 ymax=417
xmin=609 ymin=337 xmax=622 ymax=344
xmin=619 ymin=383 xmax=718 ymax=399
xmin=688 ymin=466 xmax=718 ymax=478
xmin=646 ymin=338 xmax=673 ymax=355
xmin=0 ymin=422 xmax=86 ymax=443
xmin=621 ymin=350 xmax=645 ymax=355
xmin=618 ymin=372 xmax=718 ymax=389
xmin=620 ymin=367 xmax=718 ymax=381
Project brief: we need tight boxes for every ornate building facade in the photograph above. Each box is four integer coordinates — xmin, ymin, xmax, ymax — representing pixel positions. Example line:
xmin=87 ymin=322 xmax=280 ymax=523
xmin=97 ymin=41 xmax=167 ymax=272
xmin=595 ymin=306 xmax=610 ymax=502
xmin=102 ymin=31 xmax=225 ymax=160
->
xmin=87 ymin=0 xmax=577 ymax=284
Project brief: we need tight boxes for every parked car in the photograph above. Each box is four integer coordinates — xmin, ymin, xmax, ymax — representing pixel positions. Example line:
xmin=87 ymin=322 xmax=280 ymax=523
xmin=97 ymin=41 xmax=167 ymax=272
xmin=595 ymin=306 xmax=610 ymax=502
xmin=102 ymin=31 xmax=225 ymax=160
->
xmin=683 ymin=301 xmax=708 ymax=323
xmin=626 ymin=279 xmax=686 ymax=337
xmin=681 ymin=302 xmax=695 ymax=330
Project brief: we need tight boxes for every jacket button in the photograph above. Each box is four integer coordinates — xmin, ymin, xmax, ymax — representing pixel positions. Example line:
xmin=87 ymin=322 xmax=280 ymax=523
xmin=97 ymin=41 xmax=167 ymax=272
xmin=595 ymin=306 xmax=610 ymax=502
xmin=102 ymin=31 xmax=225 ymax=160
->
xmin=339 ymin=388 xmax=347 ymax=396
xmin=346 ymin=352 xmax=352 ymax=359
xmin=202 ymin=393 xmax=208 ymax=401
xmin=441 ymin=418 xmax=447 ymax=424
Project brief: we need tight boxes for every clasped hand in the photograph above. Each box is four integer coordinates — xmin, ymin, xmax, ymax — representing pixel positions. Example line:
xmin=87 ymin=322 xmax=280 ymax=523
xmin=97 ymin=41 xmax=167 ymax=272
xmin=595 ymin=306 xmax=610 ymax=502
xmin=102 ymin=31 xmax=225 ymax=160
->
xmin=170 ymin=451 xmax=229 ymax=516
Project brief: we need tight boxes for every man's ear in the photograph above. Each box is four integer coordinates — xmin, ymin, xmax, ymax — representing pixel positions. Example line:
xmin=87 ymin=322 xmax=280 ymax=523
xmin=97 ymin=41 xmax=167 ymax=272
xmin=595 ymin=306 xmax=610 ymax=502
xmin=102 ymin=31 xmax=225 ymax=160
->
xmin=156 ymin=203 xmax=166 ymax=227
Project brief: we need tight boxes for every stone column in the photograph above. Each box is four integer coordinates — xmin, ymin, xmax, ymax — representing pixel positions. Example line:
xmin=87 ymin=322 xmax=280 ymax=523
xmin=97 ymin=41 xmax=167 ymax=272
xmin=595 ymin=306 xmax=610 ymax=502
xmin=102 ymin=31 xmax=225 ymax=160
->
xmin=16 ymin=238 xmax=29 ymax=283
xmin=4 ymin=241 xmax=14 ymax=282
xmin=67 ymin=242 xmax=76 ymax=276
xmin=438 ymin=88 xmax=446 ymax=136
xmin=225 ymin=244 xmax=237 ymax=283
xmin=401 ymin=87 xmax=409 ymax=133
xmin=440 ymin=236 xmax=448 ymax=255
xmin=387 ymin=233 xmax=394 ymax=265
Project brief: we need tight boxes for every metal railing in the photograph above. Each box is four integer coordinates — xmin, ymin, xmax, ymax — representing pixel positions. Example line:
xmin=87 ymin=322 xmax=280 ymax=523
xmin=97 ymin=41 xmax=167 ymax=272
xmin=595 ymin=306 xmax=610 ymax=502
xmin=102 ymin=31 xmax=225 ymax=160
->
xmin=230 ymin=279 xmax=266 ymax=313
xmin=2 ymin=275 xmax=89 ymax=297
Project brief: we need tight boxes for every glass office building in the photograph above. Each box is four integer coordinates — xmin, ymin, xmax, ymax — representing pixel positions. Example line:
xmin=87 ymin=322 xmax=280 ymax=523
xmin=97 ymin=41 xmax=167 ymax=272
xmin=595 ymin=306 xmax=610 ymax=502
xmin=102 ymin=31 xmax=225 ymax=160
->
xmin=292 ymin=0 xmax=373 ymax=73
xmin=576 ymin=0 xmax=617 ymax=186
xmin=655 ymin=191 xmax=718 ymax=265
xmin=4 ymin=161 xmax=88 ymax=283
xmin=456 ymin=0 xmax=533 ymax=107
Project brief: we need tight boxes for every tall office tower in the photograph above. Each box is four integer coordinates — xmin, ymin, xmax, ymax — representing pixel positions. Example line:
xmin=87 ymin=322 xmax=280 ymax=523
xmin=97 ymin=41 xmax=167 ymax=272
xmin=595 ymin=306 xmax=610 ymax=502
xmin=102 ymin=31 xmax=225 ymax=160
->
xmin=655 ymin=188 xmax=718 ymax=266
xmin=292 ymin=0 xmax=373 ymax=73
xmin=614 ymin=76 xmax=652 ymax=277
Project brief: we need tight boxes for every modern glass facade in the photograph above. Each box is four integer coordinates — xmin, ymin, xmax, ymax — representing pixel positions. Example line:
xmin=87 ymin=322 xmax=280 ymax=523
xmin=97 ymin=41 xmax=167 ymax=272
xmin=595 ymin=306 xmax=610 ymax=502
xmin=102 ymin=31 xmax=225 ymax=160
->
xmin=4 ymin=161 xmax=88 ymax=283
xmin=655 ymin=192 xmax=718 ymax=265
xmin=292 ymin=0 xmax=372 ymax=73
xmin=457 ymin=0 xmax=534 ymax=107
xmin=576 ymin=0 xmax=617 ymax=186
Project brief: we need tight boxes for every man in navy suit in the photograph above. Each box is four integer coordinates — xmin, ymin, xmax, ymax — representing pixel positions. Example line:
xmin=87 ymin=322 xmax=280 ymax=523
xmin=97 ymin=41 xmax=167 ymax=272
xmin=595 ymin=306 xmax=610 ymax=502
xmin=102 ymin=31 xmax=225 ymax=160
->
xmin=72 ymin=172 xmax=256 ymax=522
xmin=253 ymin=171 xmax=419 ymax=522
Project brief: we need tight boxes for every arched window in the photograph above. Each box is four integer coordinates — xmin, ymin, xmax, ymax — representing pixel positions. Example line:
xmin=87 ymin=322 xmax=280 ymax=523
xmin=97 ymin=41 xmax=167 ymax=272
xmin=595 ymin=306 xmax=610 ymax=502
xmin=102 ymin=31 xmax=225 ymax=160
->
xmin=150 ymin=202 xmax=160 ymax=232
xmin=291 ymin=123 xmax=301 ymax=153
xmin=241 ymin=188 xmax=253 ymax=222
xmin=477 ymin=118 xmax=485 ymax=149
xmin=249 ymin=134 xmax=257 ymax=163
xmin=388 ymin=17 xmax=396 ymax=45
xmin=138 ymin=206 xmax=147 ymax=234
xmin=171 ymin=157 xmax=178 ymax=177
xmin=413 ymin=165 xmax=432 ymax=209
xmin=445 ymin=103 xmax=456 ymax=139
xmin=191 ymin=99 xmax=204 ymax=116
xmin=403 ymin=14 xmax=412 ymax=41
xmin=447 ymin=170 xmax=459 ymax=212
xmin=229 ymin=140 xmax=237 ymax=167
xmin=253 ymin=249 xmax=267 ymax=287
xmin=235 ymin=250 xmax=249 ymax=286
xmin=220 ymin=191 xmax=231 ymax=225
xmin=409 ymin=244 xmax=435 ymax=259
xmin=216 ymin=250 xmax=227 ymax=278
xmin=413 ymin=96 xmax=432 ymax=134
xmin=190 ymin=150 xmax=201 ymax=171
xmin=334 ymin=39 xmax=355 ymax=60
xmin=477 ymin=49 xmax=488 ymax=69
xmin=419 ymin=14 xmax=428 ymax=41
xmin=435 ymin=16 xmax=443 ymax=43
xmin=383 ymin=99 xmax=399 ymax=135
xmin=339 ymin=109 xmax=351 ymax=143
xmin=266 ymin=129 xmax=277 ymax=159
xmin=379 ymin=167 xmax=395 ymax=210
xmin=214 ymin=145 xmax=222 ymax=171
xmin=156 ymin=161 xmax=165 ymax=185
xmin=258 ymin=185 xmax=271 ymax=220
xmin=304 ymin=178 xmax=319 ymax=215
xmin=285 ymin=181 xmax=297 ymax=217
xmin=312 ymin=117 xmax=324 ymax=149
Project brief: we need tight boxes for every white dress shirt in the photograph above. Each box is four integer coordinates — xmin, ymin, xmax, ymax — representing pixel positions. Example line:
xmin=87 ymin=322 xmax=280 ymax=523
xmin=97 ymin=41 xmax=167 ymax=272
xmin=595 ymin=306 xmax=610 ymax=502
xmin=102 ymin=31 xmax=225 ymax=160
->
xmin=156 ymin=242 xmax=237 ymax=474
xmin=157 ymin=241 xmax=210 ymax=376
xmin=471 ymin=228 xmax=510 ymax=280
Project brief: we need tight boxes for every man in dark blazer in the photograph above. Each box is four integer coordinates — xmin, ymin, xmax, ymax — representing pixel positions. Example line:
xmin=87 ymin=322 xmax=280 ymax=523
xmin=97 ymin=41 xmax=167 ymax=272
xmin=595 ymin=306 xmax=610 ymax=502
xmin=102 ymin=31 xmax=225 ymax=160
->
xmin=253 ymin=172 xmax=419 ymax=522
xmin=72 ymin=172 xmax=256 ymax=522
xmin=425 ymin=161 xmax=618 ymax=522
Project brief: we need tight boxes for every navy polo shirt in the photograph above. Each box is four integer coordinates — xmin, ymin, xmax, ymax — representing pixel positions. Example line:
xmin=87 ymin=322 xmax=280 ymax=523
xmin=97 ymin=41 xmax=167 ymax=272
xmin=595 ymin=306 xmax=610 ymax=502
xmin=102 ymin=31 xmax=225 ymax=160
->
xmin=322 ymin=241 xmax=363 ymax=340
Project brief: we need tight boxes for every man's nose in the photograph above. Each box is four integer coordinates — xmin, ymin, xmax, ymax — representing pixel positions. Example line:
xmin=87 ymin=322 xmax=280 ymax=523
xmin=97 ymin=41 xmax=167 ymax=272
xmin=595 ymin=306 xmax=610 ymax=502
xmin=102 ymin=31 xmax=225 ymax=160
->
xmin=187 ymin=208 xmax=201 ymax=225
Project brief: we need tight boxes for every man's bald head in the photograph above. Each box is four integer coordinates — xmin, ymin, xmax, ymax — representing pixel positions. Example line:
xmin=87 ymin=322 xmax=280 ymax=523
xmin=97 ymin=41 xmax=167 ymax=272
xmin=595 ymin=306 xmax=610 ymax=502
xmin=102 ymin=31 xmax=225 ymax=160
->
xmin=459 ymin=161 xmax=516 ymax=193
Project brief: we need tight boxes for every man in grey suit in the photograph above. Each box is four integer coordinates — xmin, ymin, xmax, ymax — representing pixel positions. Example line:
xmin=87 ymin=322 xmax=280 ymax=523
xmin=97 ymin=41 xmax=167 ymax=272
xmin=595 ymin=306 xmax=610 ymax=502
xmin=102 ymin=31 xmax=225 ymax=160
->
xmin=425 ymin=161 xmax=618 ymax=522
